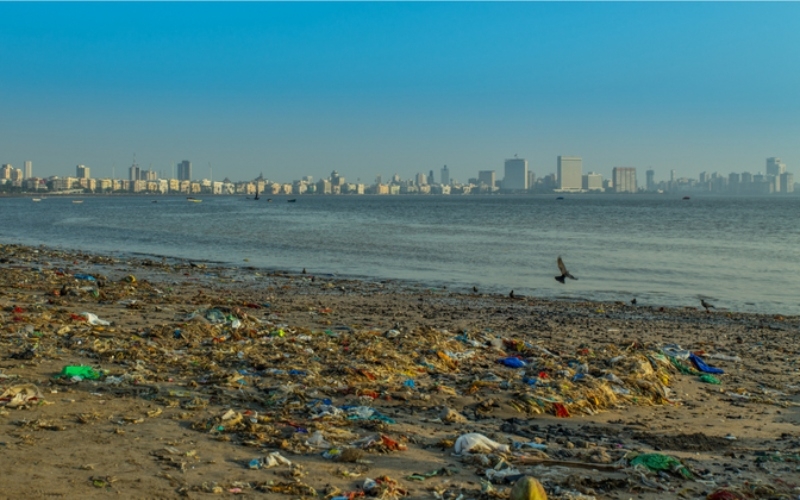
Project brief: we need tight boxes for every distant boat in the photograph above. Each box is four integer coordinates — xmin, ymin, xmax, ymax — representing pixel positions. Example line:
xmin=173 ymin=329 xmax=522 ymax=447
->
xmin=32 ymin=198 xmax=41 ymax=202
xmin=556 ymin=196 xmax=564 ymax=200
xmin=72 ymin=200 xmax=84 ymax=204
xmin=267 ymin=198 xmax=273 ymax=202
xmin=187 ymin=197 xmax=202 ymax=203
xmin=287 ymin=198 xmax=297 ymax=203
xmin=682 ymin=196 xmax=691 ymax=200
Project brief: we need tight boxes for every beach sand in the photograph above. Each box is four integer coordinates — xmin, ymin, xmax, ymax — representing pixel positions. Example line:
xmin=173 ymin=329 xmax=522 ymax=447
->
xmin=0 ymin=243 xmax=799 ymax=499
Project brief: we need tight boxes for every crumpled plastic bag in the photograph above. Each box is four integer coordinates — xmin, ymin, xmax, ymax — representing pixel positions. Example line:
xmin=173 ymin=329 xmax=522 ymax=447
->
xmin=630 ymin=453 xmax=693 ymax=479
xmin=454 ymin=433 xmax=510 ymax=454
xmin=249 ymin=451 xmax=292 ymax=469
xmin=689 ymin=353 xmax=724 ymax=374
xmin=306 ymin=430 xmax=332 ymax=449
xmin=81 ymin=312 xmax=111 ymax=326
xmin=0 ymin=384 xmax=44 ymax=408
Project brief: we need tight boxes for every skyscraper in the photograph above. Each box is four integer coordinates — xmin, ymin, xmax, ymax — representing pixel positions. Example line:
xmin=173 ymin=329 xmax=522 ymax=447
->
xmin=76 ymin=165 xmax=90 ymax=179
xmin=556 ymin=156 xmax=582 ymax=191
xmin=503 ymin=158 xmax=528 ymax=190
xmin=440 ymin=165 xmax=450 ymax=186
xmin=646 ymin=169 xmax=655 ymax=191
xmin=177 ymin=160 xmax=192 ymax=181
xmin=766 ymin=157 xmax=786 ymax=176
xmin=612 ymin=167 xmax=637 ymax=193
xmin=24 ymin=161 xmax=32 ymax=179
xmin=428 ymin=169 xmax=435 ymax=184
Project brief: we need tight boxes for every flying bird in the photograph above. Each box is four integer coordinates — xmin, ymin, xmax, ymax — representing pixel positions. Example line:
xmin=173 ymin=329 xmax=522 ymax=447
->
xmin=701 ymin=299 xmax=715 ymax=312
xmin=555 ymin=256 xmax=578 ymax=284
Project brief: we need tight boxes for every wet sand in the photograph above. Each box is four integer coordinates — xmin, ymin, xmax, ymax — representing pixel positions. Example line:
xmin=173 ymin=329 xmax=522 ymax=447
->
xmin=1 ymin=243 xmax=799 ymax=499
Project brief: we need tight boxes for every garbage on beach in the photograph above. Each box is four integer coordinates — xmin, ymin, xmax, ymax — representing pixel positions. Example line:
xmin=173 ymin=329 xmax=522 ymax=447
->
xmin=0 ymin=384 xmax=45 ymax=408
xmin=58 ymin=366 xmax=103 ymax=381
xmin=454 ymin=433 xmax=511 ymax=454
xmin=509 ymin=476 xmax=548 ymax=500
xmin=629 ymin=452 xmax=693 ymax=479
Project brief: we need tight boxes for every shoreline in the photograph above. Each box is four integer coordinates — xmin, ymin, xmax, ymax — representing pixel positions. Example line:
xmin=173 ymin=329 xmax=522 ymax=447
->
xmin=1 ymin=242 xmax=799 ymax=499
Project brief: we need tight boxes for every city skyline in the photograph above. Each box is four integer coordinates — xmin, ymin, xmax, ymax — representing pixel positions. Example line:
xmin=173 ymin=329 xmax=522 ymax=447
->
xmin=1 ymin=3 xmax=799 ymax=181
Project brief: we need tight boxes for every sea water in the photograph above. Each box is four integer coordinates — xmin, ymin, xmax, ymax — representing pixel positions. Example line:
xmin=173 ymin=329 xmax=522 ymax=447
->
xmin=1 ymin=194 xmax=798 ymax=315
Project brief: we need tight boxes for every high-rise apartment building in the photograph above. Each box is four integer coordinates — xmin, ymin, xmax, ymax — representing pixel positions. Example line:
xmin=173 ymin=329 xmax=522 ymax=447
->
xmin=780 ymin=172 xmax=794 ymax=193
xmin=428 ymin=170 xmax=435 ymax=184
xmin=24 ymin=161 xmax=32 ymax=179
xmin=1 ymin=164 xmax=13 ymax=180
xmin=415 ymin=172 xmax=427 ymax=186
xmin=177 ymin=160 xmax=192 ymax=181
xmin=503 ymin=158 xmax=528 ymax=190
xmin=612 ymin=167 xmax=637 ymax=193
xmin=129 ymin=162 xmax=140 ymax=182
xmin=440 ymin=165 xmax=450 ymax=186
xmin=556 ymin=156 xmax=582 ymax=191
xmin=478 ymin=170 xmax=496 ymax=188
xmin=76 ymin=165 xmax=90 ymax=179
xmin=582 ymin=172 xmax=603 ymax=191
xmin=766 ymin=157 xmax=786 ymax=176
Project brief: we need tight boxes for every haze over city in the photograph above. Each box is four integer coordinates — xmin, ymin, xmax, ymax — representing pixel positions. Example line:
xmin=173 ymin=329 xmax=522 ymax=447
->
xmin=2 ymin=2 xmax=799 ymax=183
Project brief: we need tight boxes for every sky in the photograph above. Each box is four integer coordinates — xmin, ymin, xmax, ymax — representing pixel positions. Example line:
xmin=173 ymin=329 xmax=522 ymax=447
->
xmin=1 ymin=2 xmax=799 ymax=184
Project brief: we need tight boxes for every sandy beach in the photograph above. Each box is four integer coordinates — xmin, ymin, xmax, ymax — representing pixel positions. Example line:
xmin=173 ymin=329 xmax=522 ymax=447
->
xmin=1 ymin=243 xmax=799 ymax=500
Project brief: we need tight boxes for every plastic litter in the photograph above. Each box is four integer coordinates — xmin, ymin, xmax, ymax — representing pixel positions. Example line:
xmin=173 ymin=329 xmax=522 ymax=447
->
xmin=629 ymin=453 xmax=693 ymax=479
xmin=499 ymin=357 xmax=527 ymax=368
xmin=689 ymin=353 xmax=724 ymax=374
xmin=509 ymin=476 xmax=548 ymax=500
xmin=454 ymin=433 xmax=511 ymax=454
xmin=58 ymin=365 xmax=102 ymax=381
xmin=0 ymin=384 xmax=44 ymax=408
xmin=81 ymin=312 xmax=111 ymax=326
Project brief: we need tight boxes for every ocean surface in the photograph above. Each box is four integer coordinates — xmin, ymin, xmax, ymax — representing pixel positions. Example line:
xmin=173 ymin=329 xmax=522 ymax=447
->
xmin=1 ymin=194 xmax=799 ymax=315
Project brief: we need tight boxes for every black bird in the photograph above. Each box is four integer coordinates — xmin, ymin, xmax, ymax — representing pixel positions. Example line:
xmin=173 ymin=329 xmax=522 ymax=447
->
xmin=701 ymin=299 xmax=715 ymax=313
xmin=509 ymin=290 xmax=515 ymax=299
xmin=302 ymin=268 xmax=307 ymax=274
xmin=631 ymin=298 xmax=637 ymax=305
xmin=555 ymin=256 xmax=578 ymax=284
xmin=472 ymin=286 xmax=478 ymax=293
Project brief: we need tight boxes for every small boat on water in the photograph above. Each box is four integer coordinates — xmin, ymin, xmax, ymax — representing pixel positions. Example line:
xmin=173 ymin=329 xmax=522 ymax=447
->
xmin=72 ymin=200 xmax=84 ymax=204
xmin=187 ymin=197 xmax=202 ymax=203
xmin=32 ymin=198 xmax=41 ymax=202
xmin=287 ymin=198 xmax=297 ymax=203
xmin=682 ymin=196 xmax=691 ymax=200
xmin=556 ymin=196 xmax=564 ymax=200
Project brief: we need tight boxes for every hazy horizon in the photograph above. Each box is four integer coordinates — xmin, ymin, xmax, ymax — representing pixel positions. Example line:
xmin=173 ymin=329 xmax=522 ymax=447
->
xmin=2 ymin=2 xmax=799 ymax=183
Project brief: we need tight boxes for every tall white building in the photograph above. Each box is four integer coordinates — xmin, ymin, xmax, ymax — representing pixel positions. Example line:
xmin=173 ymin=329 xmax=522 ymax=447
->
xmin=24 ymin=161 xmax=32 ymax=179
xmin=612 ymin=167 xmax=637 ymax=193
xmin=503 ymin=158 xmax=528 ymax=190
xmin=440 ymin=165 xmax=450 ymax=186
xmin=557 ymin=156 xmax=582 ymax=191
xmin=582 ymin=172 xmax=603 ymax=191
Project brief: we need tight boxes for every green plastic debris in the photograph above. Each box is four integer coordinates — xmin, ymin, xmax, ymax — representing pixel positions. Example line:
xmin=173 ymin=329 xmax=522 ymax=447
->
xmin=59 ymin=365 xmax=102 ymax=380
xmin=699 ymin=374 xmax=721 ymax=384
xmin=630 ymin=453 xmax=693 ymax=479
xmin=669 ymin=356 xmax=700 ymax=375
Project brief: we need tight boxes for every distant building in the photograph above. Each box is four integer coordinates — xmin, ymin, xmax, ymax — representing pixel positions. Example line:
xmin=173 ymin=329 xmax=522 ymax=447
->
xmin=781 ymin=172 xmax=794 ymax=193
xmin=24 ymin=161 xmax=32 ymax=179
xmin=527 ymin=171 xmax=536 ymax=190
xmin=428 ymin=169 xmax=435 ymax=184
xmin=440 ymin=165 xmax=450 ymax=186
xmin=478 ymin=170 xmax=496 ymax=188
xmin=129 ymin=162 xmax=140 ymax=182
xmin=503 ymin=158 xmax=528 ymax=190
xmin=766 ymin=157 xmax=786 ymax=176
xmin=76 ymin=165 xmax=90 ymax=179
xmin=415 ymin=172 xmax=427 ymax=186
xmin=582 ymin=172 xmax=603 ymax=191
xmin=646 ymin=169 xmax=655 ymax=191
xmin=0 ymin=164 xmax=12 ymax=180
xmin=177 ymin=160 xmax=192 ymax=181
xmin=612 ymin=167 xmax=637 ymax=193
xmin=556 ymin=156 xmax=582 ymax=191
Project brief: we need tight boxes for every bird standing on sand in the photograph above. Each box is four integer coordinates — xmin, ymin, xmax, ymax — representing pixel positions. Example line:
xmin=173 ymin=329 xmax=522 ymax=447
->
xmin=555 ymin=256 xmax=578 ymax=284
xmin=701 ymin=299 xmax=715 ymax=312
xmin=472 ymin=286 xmax=478 ymax=294
xmin=631 ymin=298 xmax=637 ymax=305
xmin=509 ymin=290 xmax=515 ymax=299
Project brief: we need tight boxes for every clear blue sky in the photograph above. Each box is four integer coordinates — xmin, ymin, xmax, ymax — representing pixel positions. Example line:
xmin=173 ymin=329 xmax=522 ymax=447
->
xmin=1 ymin=2 xmax=799 ymax=184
